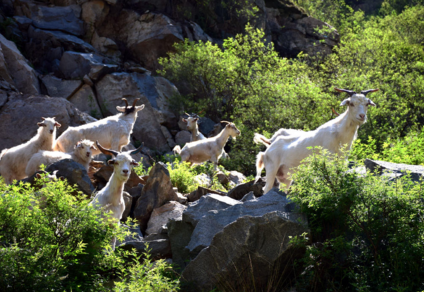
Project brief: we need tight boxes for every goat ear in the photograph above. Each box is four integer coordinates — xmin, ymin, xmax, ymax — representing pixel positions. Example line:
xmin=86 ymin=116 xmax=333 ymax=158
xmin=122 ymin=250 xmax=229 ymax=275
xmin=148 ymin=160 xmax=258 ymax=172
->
xmin=116 ymin=106 xmax=126 ymax=113
xmin=37 ymin=122 xmax=46 ymax=127
xmin=54 ymin=122 xmax=61 ymax=128
xmin=367 ymin=99 xmax=376 ymax=107
xmin=340 ymin=98 xmax=351 ymax=106
xmin=194 ymin=118 xmax=199 ymax=122
xmin=36 ymin=173 xmax=42 ymax=179
xmin=182 ymin=118 xmax=187 ymax=123
xmin=135 ymin=104 xmax=145 ymax=112
xmin=131 ymin=160 xmax=139 ymax=166
xmin=107 ymin=159 xmax=115 ymax=165
xmin=90 ymin=145 xmax=97 ymax=150
xmin=59 ymin=176 xmax=65 ymax=181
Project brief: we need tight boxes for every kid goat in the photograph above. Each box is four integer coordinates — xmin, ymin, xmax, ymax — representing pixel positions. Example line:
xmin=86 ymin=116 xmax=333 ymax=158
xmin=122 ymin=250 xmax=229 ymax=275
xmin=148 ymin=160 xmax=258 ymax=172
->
xmin=89 ymin=141 xmax=141 ymax=250
xmin=54 ymin=98 xmax=144 ymax=155
xmin=0 ymin=117 xmax=61 ymax=184
xmin=173 ymin=121 xmax=240 ymax=169
xmin=25 ymin=139 xmax=96 ymax=177
xmin=255 ymin=88 xmax=378 ymax=194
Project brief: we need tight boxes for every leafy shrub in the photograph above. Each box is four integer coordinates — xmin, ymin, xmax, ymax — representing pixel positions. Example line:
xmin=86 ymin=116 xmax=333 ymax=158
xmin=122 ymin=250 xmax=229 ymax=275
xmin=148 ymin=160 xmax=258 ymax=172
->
xmin=159 ymin=4 xmax=424 ymax=174
xmin=0 ymin=174 xmax=181 ymax=291
xmin=113 ymin=246 xmax=179 ymax=292
xmin=289 ymin=148 xmax=424 ymax=291
xmin=351 ymin=127 xmax=424 ymax=165
xmin=165 ymin=156 xmax=229 ymax=193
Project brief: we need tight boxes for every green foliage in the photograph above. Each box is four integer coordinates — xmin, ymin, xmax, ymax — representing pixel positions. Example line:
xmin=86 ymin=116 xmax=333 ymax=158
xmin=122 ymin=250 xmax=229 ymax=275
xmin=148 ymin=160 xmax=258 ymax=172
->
xmin=160 ymin=4 xmax=424 ymax=174
xmin=0 ymin=174 xmax=181 ymax=291
xmin=165 ymin=156 xmax=228 ymax=193
xmin=289 ymin=148 xmax=424 ymax=291
xmin=0 ymin=175 xmax=120 ymax=291
xmin=113 ymin=246 xmax=179 ymax=292
xmin=352 ymin=127 xmax=424 ymax=165
xmin=159 ymin=25 xmax=336 ymax=174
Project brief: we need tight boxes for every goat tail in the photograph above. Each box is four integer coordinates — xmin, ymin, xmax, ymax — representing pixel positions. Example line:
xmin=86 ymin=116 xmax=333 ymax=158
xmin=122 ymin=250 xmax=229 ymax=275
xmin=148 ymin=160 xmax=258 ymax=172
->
xmin=254 ymin=151 xmax=265 ymax=183
xmin=173 ymin=145 xmax=182 ymax=156
xmin=253 ymin=133 xmax=271 ymax=147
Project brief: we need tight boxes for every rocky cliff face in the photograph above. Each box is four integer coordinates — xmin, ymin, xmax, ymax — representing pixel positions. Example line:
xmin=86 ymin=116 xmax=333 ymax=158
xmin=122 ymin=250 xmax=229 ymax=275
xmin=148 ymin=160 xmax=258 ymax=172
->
xmin=0 ymin=0 xmax=339 ymax=154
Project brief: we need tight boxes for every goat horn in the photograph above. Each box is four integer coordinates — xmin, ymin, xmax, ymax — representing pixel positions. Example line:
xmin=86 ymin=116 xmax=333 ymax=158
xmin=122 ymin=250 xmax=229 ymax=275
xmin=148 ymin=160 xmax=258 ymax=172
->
xmin=221 ymin=120 xmax=231 ymax=124
xmin=122 ymin=98 xmax=129 ymax=108
xmin=96 ymin=141 xmax=118 ymax=157
xmin=332 ymin=108 xmax=340 ymax=116
xmin=360 ymin=89 xmax=379 ymax=96
xmin=130 ymin=145 xmax=143 ymax=155
xmin=132 ymin=98 xmax=141 ymax=108
xmin=335 ymin=88 xmax=356 ymax=96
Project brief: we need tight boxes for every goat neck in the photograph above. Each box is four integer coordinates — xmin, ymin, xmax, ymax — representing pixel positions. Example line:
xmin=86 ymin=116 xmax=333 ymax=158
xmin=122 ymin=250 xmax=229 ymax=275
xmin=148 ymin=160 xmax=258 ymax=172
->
xmin=332 ymin=110 xmax=359 ymax=150
xmin=190 ymin=124 xmax=201 ymax=141
xmin=215 ymin=127 xmax=232 ymax=149
xmin=104 ymin=170 xmax=127 ymax=206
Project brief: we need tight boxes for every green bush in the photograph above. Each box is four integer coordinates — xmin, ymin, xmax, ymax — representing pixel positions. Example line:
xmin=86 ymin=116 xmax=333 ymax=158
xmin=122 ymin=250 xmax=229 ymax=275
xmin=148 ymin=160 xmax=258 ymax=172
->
xmin=289 ymin=148 xmax=424 ymax=291
xmin=165 ymin=156 xmax=228 ymax=193
xmin=351 ymin=127 xmax=424 ymax=165
xmin=113 ymin=246 xmax=179 ymax=292
xmin=0 ymin=174 xmax=181 ymax=291
xmin=158 ymin=5 xmax=424 ymax=174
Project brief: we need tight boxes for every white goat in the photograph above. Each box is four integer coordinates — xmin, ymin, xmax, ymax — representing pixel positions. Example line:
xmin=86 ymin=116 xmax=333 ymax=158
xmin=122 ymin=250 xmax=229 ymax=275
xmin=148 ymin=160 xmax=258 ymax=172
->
xmin=254 ymin=128 xmax=305 ymax=148
xmin=173 ymin=122 xmax=240 ymax=169
xmin=0 ymin=117 xmax=61 ymax=184
xmin=89 ymin=141 xmax=141 ymax=250
xmin=25 ymin=140 xmax=96 ymax=177
xmin=256 ymin=88 xmax=378 ymax=194
xmin=54 ymin=98 xmax=144 ymax=155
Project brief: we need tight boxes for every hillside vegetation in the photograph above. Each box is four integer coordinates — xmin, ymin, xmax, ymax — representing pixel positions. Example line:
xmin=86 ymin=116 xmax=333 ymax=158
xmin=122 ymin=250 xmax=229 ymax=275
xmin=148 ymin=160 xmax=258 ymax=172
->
xmin=159 ymin=1 xmax=424 ymax=174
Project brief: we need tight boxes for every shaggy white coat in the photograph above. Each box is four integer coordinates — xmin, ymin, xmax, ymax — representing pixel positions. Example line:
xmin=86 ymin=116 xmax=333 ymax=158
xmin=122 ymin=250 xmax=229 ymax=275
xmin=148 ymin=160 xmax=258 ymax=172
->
xmin=0 ymin=117 xmax=60 ymax=184
xmin=53 ymin=104 xmax=144 ymax=155
xmin=90 ymin=145 xmax=139 ymax=250
xmin=25 ymin=140 xmax=96 ymax=177
xmin=256 ymin=92 xmax=377 ymax=194
xmin=173 ymin=123 xmax=240 ymax=168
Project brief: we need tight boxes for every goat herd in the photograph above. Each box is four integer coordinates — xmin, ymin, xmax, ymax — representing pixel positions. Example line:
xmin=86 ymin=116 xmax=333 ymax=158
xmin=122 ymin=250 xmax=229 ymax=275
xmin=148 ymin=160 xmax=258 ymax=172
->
xmin=0 ymin=88 xmax=378 ymax=247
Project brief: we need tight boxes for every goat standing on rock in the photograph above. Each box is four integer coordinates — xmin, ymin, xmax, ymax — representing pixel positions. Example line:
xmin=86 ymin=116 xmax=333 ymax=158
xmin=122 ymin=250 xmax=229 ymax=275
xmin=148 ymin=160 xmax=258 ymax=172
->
xmin=173 ymin=121 xmax=240 ymax=169
xmin=0 ymin=117 xmax=61 ymax=184
xmin=89 ymin=141 xmax=141 ymax=250
xmin=255 ymin=88 xmax=378 ymax=194
xmin=54 ymin=98 xmax=144 ymax=155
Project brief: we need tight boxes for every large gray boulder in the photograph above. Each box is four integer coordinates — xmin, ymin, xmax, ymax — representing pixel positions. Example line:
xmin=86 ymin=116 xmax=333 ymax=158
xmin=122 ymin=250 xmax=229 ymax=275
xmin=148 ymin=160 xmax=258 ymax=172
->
xmin=41 ymin=75 xmax=82 ymax=99
xmin=168 ymin=194 xmax=241 ymax=270
xmin=186 ymin=190 xmax=306 ymax=258
xmin=181 ymin=211 xmax=308 ymax=292
xmin=95 ymin=72 xmax=172 ymax=152
xmin=24 ymin=3 xmax=85 ymax=36
xmin=0 ymin=94 xmax=96 ymax=152
xmin=145 ymin=201 xmax=187 ymax=235
xmin=99 ymin=10 xmax=184 ymax=70
xmin=227 ymin=178 xmax=265 ymax=200
xmin=46 ymin=159 xmax=94 ymax=196
xmin=364 ymin=159 xmax=424 ymax=182
xmin=134 ymin=163 xmax=179 ymax=233
xmin=68 ymin=84 xmax=102 ymax=119
xmin=0 ymin=33 xmax=39 ymax=94
xmin=28 ymin=27 xmax=94 ymax=53
xmin=60 ymin=51 xmax=118 ymax=80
